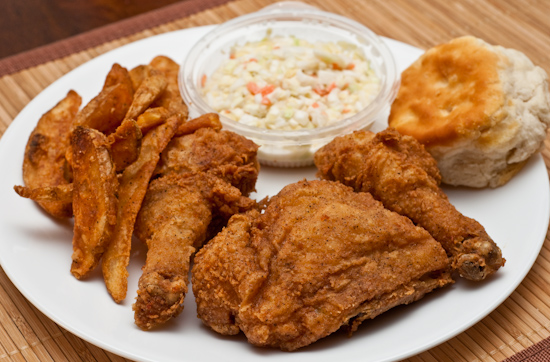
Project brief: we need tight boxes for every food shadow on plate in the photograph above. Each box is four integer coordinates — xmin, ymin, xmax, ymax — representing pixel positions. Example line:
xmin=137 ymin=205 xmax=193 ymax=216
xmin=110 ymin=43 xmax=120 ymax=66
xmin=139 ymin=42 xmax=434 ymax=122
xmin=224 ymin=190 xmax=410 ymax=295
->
xmin=299 ymin=285 xmax=456 ymax=353
xmin=456 ymin=271 xmax=505 ymax=292
xmin=189 ymin=285 xmax=455 ymax=355
xmin=14 ymin=210 xmax=73 ymax=244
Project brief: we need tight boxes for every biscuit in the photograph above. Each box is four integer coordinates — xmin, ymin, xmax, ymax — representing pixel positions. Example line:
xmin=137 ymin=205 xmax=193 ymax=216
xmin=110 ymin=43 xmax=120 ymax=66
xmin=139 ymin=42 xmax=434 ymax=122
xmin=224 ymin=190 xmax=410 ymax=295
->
xmin=389 ymin=36 xmax=550 ymax=188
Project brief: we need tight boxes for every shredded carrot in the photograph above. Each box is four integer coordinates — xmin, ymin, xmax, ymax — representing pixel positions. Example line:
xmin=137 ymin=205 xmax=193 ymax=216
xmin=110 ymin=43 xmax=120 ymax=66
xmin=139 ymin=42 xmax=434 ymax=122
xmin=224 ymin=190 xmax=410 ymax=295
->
xmin=261 ymin=97 xmax=271 ymax=106
xmin=313 ymin=82 xmax=337 ymax=97
xmin=346 ymin=63 xmax=355 ymax=70
xmin=201 ymin=74 xmax=207 ymax=88
xmin=332 ymin=63 xmax=343 ymax=70
xmin=247 ymin=82 xmax=260 ymax=95
xmin=313 ymin=87 xmax=325 ymax=96
xmin=260 ymin=84 xmax=275 ymax=96
xmin=312 ymin=102 xmax=319 ymax=108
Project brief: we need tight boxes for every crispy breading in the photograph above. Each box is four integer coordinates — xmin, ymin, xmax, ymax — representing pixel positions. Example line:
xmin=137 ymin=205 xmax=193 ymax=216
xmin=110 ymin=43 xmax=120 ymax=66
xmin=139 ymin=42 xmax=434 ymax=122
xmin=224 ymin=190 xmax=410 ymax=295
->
xmin=69 ymin=127 xmax=118 ymax=279
xmin=132 ymin=172 xmax=256 ymax=330
xmin=155 ymin=124 xmax=259 ymax=195
xmin=132 ymin=115 xmax=259 ymax=329
xmin=192 ymin=180 xmax=452 ymax=351
xmin=22 ymin=90 xmax=81 ymax=218
xmin=101 ymin=114 xmax=183 ymax=303
xmin=314 ymin=128 xmax=505 ymax=281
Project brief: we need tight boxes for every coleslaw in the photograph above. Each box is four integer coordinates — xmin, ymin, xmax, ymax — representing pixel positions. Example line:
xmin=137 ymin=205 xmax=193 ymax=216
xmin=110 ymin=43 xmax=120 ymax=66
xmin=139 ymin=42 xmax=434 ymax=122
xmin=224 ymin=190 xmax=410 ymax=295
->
xmin=200 ymin=34 xmax=381 ymax=131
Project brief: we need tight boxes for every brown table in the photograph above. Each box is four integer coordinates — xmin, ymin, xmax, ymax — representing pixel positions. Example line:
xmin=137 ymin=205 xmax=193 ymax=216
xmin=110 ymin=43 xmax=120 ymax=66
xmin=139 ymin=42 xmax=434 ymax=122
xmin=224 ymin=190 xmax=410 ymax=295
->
xmin=0 ymin=1 xmax=549 ymax=361
xmin=0 ymin=0 xmax=183 ymax=60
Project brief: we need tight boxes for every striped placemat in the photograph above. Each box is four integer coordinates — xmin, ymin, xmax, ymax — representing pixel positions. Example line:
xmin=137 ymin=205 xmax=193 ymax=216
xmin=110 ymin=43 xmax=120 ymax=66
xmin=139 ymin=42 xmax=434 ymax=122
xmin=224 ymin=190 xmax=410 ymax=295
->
xmin=0 ymin=0 xmax=549 ymax=361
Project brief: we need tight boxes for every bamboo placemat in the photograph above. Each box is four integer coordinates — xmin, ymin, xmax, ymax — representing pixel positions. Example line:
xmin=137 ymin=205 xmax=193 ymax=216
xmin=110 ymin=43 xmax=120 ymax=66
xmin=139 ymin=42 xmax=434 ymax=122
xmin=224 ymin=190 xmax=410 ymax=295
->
xmin=0 ymin=0 xmax=549 ymax=361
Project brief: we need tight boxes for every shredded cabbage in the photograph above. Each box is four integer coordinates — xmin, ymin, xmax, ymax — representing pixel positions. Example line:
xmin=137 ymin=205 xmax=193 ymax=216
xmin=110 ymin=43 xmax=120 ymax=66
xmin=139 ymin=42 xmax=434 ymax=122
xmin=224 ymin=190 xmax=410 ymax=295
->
xmin=201 ymin=34 xmax=380 ymax=130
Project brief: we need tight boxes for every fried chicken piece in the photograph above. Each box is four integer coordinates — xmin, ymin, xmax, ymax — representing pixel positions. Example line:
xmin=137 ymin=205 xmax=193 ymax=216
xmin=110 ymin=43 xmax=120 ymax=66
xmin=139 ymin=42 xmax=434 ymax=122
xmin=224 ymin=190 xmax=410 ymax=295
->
xmin=102 ymin=114 xmax=183 ymax=303
xmin=192 ymin=180 xmax=452 ymax=351
xmin=132 ymin=118 xmax=260 ymax=329
xmin=133 ymin=172 xmax=256 ymax=330
xmin=154 ymin=117 xmax=259 ymax=195
xmin=314 ymin=128 xmax=505 ymax=281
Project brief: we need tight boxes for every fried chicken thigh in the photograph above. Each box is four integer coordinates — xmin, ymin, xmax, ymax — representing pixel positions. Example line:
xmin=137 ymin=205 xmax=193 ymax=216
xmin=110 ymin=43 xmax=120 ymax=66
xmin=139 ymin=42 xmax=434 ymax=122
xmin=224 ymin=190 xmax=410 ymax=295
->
xmin=314 ymin=128 xmax=504 ymax=281
xmin=192 ymin=180 xmax=452 ymax=351
xmin=154 ymin=117 xmax=259 ymax=195
xmin=132 ymin=118 xmax=260 ymax=330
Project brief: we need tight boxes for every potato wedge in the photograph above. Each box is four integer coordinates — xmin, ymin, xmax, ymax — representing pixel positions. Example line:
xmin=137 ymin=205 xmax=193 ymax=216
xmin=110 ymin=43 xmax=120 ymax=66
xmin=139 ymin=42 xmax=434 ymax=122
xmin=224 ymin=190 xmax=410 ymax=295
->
xmin=149 ymin=56 xmax=189 ymax=120
xmin=14 ymin=184 xmax=73 ymax=203
xmin=102 ymin=114 xmax=183 ymax=303
xmin=73 ymin=64 xmax=134 ymax=134
xmin=136 ymin=107 xmax=170 ymax=134
xmin=70 ymin=126 xmax=118 ymax=280
xmin=108 ymin=119 xmax=143 ymax=172
xmin=124 ymin=69 xmax=167 ymax=121
xmin=22 ymin=90 xmax=81 ymax=218
xmin=103 ymin=63 xmax=134 ymax=91
xmin=175 ymin=113 xmax=222 ymax=137
xmin=129 ymin=64 xmax=151 ymax=91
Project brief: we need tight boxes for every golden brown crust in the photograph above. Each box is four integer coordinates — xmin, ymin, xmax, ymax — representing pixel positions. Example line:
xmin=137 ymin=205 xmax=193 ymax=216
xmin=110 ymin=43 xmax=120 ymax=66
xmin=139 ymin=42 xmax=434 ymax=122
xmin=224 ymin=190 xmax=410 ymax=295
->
xmin=155 ymin=126 xmax=260 ymax=195
xmin=192 ymin=180 xmax=452 ymax=351
xmin=133 ymin=174 xmax=211 ymax=330
xmin=22 ymin=90 xmax=81 ymax=218
xmin=133 ymin=172 xmax=257 ymax=330
xmin=314 ymin=128 xmax=505 ymax=281
xmin=101 ymin=115 xmax=183 ymax=303
xmin=348 ymin=270 xmax=452 ymax=333
xmin=389 ymin=36 xmax=505 ymax=147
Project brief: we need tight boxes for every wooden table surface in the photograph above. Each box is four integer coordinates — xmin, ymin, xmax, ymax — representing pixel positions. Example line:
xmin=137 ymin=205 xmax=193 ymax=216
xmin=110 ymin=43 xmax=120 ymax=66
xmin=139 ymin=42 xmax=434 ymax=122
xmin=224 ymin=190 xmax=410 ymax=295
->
xmin=0 ymin=1 xmax=549 ymax=361
xmin=1 ymin=0 xmax=183 ymax=59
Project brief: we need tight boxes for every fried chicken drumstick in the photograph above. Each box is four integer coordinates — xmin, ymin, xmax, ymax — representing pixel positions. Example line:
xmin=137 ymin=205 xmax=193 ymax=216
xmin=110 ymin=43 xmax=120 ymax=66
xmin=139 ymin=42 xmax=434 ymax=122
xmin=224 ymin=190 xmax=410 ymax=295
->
xmin=133 ymin=172 xmax=255 ymax=330
xmin=314 ymin=128 xmax=505 ymax=281
xmin=132 ymin=115 xmax=260 ymax=330
xmin=192 ymin=180 xmax=452 ymax=351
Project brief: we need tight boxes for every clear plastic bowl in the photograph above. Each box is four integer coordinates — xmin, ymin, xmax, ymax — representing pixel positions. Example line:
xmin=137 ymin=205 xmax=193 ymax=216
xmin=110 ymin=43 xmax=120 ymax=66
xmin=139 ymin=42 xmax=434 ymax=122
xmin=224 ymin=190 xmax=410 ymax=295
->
xmin=179 ymin=1 xmax=399 ymax=167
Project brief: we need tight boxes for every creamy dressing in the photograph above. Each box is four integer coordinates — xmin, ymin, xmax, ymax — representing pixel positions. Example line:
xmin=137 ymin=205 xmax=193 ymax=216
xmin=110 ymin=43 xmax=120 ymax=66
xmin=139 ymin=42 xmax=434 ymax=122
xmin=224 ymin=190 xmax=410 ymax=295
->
xmin=201 ymin=35 xmax=380 ymax=131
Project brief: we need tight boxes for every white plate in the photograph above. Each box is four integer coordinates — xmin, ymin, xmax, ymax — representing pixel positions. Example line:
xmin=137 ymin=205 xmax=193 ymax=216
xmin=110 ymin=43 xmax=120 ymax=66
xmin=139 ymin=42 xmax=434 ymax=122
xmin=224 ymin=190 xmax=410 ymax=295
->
xmin=0 ymin=25 xmax=548 ymax=362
